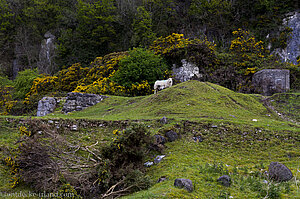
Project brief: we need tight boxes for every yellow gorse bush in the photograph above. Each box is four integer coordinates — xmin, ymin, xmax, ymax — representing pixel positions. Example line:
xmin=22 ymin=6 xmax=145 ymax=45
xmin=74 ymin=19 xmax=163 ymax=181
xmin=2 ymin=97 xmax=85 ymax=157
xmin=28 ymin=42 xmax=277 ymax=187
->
xmin=57 ymin=63 xmax=89 ymax=91
xmin=4 ymin=156 xmax=20 ymax=188
xmin=130 ymin=80 xmax=152 ymax=96
xmin=245 ymin=67 xmax=258 ymax=76
xmin=74 ymin=51 xmax=153 ymax=96
xmin=0 ymin=85 xmax=16 ymax=115
xmin=24 ymin=75 xmax=58 ymax=104
xmin=150 ymin=33 xmax=191 ymax=55
xmin=19 ymin=126 xmax=31 ymax=137
xmin=230 ymin=28 xmax=265 ymax=60
xmin=150 ymin=33 xmax=216 ymax=55
xmin=112 ymin=129 xmax=122 ymax=150
xmin=74 ymin=52 xmax=128 ymax=95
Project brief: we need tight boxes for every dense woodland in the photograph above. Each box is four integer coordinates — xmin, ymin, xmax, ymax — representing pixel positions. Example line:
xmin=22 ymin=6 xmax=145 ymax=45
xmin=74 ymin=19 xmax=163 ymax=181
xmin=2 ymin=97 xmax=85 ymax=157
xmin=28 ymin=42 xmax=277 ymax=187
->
xmin=0 ymin=0 xmax=300 ymax=115
xmin=0 ymin=0 xmax=298 ymax=74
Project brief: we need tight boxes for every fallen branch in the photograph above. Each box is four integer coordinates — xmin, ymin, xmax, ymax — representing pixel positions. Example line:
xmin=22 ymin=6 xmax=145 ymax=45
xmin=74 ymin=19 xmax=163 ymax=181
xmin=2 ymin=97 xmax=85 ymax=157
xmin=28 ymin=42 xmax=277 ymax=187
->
xmin=82 ymin=146 xmax=102 ymax=161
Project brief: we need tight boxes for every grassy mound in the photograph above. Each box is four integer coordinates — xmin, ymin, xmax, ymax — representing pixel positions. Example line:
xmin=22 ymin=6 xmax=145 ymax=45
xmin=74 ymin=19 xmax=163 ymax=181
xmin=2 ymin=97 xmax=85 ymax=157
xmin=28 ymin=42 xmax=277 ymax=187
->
xmin=46 ymin=81 xmax=296 ymax=130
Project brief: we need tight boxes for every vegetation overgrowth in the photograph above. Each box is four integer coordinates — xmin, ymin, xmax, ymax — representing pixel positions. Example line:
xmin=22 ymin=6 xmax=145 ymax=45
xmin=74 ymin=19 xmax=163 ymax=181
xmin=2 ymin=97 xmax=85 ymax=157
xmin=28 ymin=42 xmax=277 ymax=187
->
xmin=0 ymin=0 xmax=297 ymax=75
xmin=0 ymin=0 xmax=299 ymax=198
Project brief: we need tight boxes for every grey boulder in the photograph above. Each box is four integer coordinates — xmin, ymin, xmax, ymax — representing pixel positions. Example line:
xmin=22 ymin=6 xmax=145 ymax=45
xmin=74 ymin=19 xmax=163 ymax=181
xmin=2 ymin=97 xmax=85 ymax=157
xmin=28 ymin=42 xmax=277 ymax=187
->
xmin=174 ymin=178 xmax=193 ymax=192
xmin=217 ymin=175 xmax=231 ymax=187
xmin=268 ymin=162 xmax=293 ymax=182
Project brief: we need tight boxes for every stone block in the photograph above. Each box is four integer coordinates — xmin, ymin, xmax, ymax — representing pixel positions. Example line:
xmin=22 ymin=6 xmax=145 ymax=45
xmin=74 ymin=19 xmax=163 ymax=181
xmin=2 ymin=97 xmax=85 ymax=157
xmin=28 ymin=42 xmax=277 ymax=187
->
xmin=252 ymin=69 xmax=290 ymax=96
xmin=37 ymin=97 xmax=57 ymax=117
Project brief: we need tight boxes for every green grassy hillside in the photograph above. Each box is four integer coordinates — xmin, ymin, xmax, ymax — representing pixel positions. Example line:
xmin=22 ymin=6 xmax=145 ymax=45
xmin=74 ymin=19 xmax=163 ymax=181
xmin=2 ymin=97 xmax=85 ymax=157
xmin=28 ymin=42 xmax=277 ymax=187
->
xmin=265 ymin=93 xmax=300 ymax=123
xmin=0 ymin=81 xmax=299 ymax=199
xmin=46 ymin=81 xmax=297 ymax=131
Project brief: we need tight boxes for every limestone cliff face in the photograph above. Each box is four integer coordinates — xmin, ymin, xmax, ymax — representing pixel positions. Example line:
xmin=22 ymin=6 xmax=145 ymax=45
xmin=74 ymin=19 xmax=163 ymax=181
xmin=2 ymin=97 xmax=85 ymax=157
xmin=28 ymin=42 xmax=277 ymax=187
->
xmin=286 ymin=12 xmax=300 ymax=65
xmin=273 ymin=12 xmax=300 ymax=65
xmin=38 ymin=32 xmax=57 ymax=75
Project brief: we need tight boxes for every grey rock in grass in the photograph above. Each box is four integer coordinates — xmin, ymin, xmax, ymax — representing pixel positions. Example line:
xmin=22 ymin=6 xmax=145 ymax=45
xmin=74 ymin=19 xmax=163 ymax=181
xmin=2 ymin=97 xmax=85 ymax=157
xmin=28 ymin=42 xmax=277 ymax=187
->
xmin=268 ymin=162 xmax=293 ymax=182
xmin=160 ymin=116 xmax=168 ymax=124
xmin=152 ymin=135 xmax=167 ymax=152
xmin=144 ymin=161 xmax=154 ymax=167
xmin=37 ymin=97 xmax=57 ymax=117
xmin=217 ymin=175 xmax=231 ymax=187
xmin=70 ymin=124 xmax=78 ymax=131
xmin=165 ymin=130 xmax=178 ymax=142
xmin=154 ymin=155 xmax=165 ymax=164
xmin=174 ymin=178 xmax=193 ymax=192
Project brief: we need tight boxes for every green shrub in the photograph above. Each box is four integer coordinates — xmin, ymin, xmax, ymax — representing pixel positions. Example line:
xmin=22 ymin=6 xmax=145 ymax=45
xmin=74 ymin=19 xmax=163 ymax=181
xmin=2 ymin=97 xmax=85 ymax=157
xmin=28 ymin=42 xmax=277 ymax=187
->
xmin=99 ymin=124 xmax=152 ymax=197
xmin=0 ymin=75 xmax=13 ymax=86
xmin=112 ymin=48 xmax=169 ymax=88
xmin=102 ymin=124 xmax=151 ymax=169
xmin=287 ymin=63 xmax=300 ymax=92
xmin=13 ymin=69 xmax=40 ymax=99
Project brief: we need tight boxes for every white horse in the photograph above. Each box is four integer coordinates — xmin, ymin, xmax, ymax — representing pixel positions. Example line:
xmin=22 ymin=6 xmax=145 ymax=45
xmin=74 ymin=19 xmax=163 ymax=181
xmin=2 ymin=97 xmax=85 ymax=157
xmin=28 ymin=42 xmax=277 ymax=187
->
xmin=154 ymin=78 xmax=173 ymax=94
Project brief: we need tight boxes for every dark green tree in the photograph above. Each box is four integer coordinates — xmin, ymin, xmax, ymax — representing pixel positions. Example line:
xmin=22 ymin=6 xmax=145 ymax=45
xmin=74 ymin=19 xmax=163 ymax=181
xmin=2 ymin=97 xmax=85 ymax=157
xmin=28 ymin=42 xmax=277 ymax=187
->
xmin=131 ymin=6 xmax=156 ymax=47
xmin=57 ymin=0 xmax=118 ymax=67
xmin=189 ymin=0 xmax=233 ymax=46
xmin=0 ymin=0 xmax=16 ymax=75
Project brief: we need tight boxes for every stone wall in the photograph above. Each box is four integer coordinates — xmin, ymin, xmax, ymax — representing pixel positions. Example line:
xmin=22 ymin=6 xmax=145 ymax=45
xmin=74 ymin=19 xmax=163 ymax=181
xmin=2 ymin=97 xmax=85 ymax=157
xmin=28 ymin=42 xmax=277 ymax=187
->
xmin=62 ymin=92 xmax=108 ymax=114
xmin=252 ymin=69 xmax=290 ymax=96
xmin=37 ymin=97 xmax=57 ymax=117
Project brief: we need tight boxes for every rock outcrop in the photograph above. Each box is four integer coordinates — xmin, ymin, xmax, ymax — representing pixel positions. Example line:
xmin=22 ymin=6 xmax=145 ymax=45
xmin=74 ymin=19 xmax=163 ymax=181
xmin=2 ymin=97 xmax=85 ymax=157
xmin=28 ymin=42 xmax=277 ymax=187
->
xmin=38 ymin=32 xmax=57 ymax=75
xmin=165 ymin=130 xmax=179 ymax=142
xmin=62 ymin=92 xmax=108 ymax=114
xmin=273 ymin=12 xmax=300 ymax=64
xmin=217 ymin=175 xmax=231 ymax=187
xmin=285 ymin=12 xmax=300 ymax=65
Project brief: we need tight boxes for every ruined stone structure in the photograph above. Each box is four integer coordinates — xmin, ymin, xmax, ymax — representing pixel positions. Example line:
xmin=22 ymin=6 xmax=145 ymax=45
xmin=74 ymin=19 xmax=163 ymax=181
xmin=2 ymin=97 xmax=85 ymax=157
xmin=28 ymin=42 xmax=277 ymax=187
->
xmin=37 ymin=97 xmax=57 ymax=117
xmin=62 ymin=92 xmax=108 ymax=114
xmin=252 ymin=69 xmax=290 ymax=96
xmin=172 ymin=59 xmax=202 ymax=82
